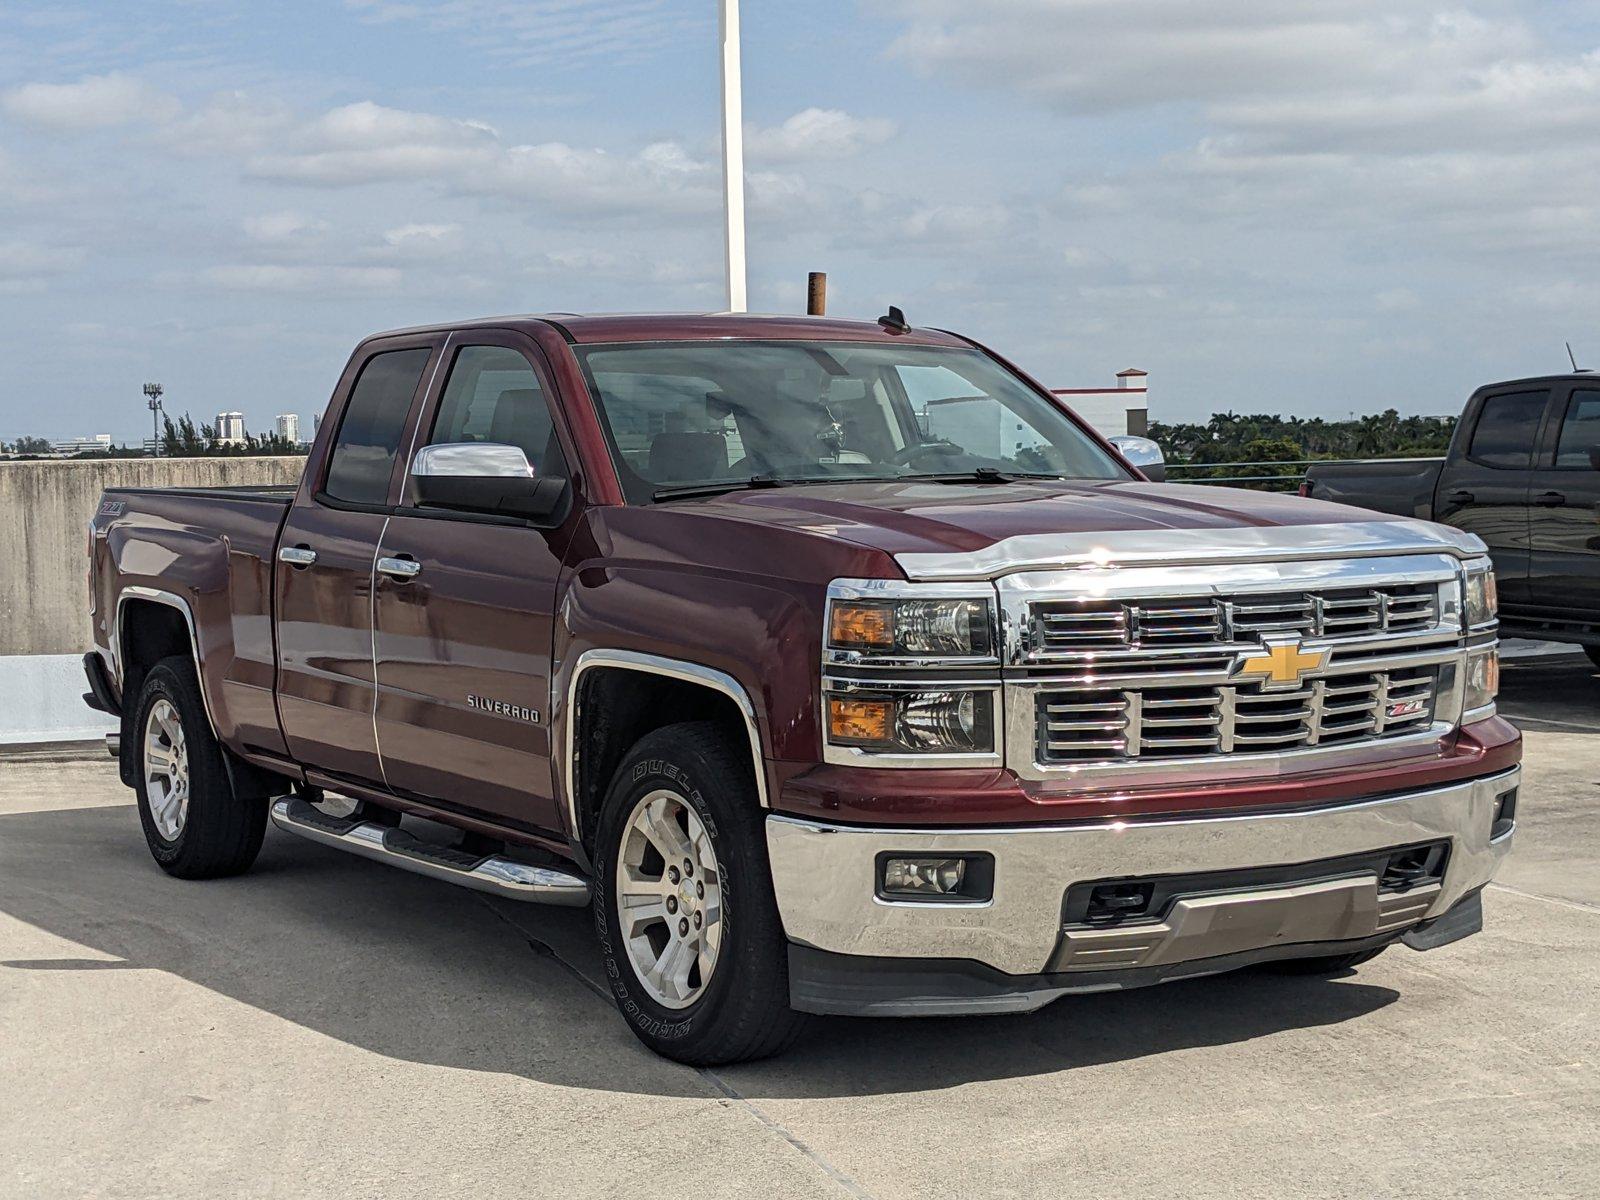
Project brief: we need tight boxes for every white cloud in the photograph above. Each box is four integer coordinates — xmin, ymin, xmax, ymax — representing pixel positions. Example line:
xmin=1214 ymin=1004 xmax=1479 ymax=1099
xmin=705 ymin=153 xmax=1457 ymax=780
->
xmin=384 ymin=222 xmax=461 ymax=246
xmin=200 ymin=264 xmax=403 ymax=293
xmin=242 ymin=212 xmax=329 ymax=244
xmin=246 ymin=101 xmax=498 ymax=185
xmin=746 ymin=108 xmax=897 ymax=161
xmin=343 ymin=0 xmax=705 ymax=66
xmin=1 ymin=72 xmax=178 ymax=131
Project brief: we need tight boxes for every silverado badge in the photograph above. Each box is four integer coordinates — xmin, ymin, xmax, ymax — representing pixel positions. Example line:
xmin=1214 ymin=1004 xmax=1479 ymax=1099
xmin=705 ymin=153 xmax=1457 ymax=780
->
xmin=1234 ymin=638 xmax=1327 ymax=688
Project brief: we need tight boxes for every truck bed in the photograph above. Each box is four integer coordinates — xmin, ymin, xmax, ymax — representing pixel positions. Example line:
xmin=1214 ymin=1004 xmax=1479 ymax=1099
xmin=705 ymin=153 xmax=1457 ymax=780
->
xmin=1302 ymin=456 xmax=1445 ymax=520
xmin=93 ymin=482 xmax=296 ymax=760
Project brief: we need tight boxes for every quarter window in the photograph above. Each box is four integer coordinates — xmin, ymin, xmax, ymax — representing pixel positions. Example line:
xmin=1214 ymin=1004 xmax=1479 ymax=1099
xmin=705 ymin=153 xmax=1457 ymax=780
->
xmin=324 ymin=348 xmax=432 ymax=505
xmin=1468 ymin=390 xmax=1547 ymax=469
xmin=428 ymin=345 xmax=567 ymax=477
xmin=1554 ymin=390 xmax=1600 ymax=469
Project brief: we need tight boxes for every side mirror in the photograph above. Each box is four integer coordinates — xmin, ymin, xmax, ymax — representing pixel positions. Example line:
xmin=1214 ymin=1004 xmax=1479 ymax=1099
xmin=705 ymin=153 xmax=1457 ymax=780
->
xmin=1108 ymin=435 xmax=1166 ymax=482
xmin=410 ymin=443 xmax=567 ymax=522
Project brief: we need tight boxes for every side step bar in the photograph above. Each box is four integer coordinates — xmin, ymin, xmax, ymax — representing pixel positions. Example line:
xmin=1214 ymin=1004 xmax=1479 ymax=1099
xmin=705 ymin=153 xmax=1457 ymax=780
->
xmin=269 ymin=797 xmax=590 ymax=906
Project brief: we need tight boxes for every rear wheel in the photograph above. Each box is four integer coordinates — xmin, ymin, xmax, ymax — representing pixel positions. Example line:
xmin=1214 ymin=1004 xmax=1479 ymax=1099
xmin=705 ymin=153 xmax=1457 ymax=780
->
xmin=1260 ymin=945 xmax=1388 ymax=976
xmin=133 ymin=656 xmax=266 ymax=879
xmin=593 ymin=721 xmax=808 ymax=1065
xmin=1584 ymin=645 xmax=1600 ymax=671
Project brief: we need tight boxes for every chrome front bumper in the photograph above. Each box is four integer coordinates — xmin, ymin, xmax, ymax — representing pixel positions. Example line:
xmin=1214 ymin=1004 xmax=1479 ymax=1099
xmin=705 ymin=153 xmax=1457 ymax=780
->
xmin=766 ymin=768 xmax=1518 ymax=983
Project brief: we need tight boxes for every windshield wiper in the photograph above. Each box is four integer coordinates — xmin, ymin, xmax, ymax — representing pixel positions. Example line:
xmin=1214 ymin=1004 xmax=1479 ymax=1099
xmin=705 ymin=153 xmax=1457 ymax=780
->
xmin=900 ymin=467 xmax=1068 ymax=485
xmin=652 ymin=475 xmax=793 ymax=502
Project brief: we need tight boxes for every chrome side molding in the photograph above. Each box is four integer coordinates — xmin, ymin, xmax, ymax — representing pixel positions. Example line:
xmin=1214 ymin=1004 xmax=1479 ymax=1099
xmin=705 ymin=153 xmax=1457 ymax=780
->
xmin=269 ymin=797 xmax=591 ymax=906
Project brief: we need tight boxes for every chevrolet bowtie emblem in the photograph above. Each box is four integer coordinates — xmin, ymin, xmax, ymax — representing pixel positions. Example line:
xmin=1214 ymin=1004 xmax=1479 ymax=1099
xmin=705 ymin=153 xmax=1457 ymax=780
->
xmin=1235 ymin=640 xmax=1327 ymax=686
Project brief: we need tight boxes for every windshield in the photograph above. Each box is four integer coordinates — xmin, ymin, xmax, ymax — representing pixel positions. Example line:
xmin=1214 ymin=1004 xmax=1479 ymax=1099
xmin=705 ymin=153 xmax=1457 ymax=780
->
xmin=575 ymin=340 xmax=1128 ymax=503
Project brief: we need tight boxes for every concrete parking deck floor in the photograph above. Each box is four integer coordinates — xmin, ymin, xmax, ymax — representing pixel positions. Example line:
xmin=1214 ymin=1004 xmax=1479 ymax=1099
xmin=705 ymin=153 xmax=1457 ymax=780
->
xmin=2 ymin=655 xmax=1597 ymax=1199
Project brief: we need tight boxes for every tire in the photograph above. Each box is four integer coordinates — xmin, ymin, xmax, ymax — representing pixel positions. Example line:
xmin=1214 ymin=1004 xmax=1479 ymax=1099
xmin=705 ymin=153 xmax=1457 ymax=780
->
xmin=592 ymin=721 xmax=809 ymax=1065
xmin=132 ymin=656 xmax=267 ymax=879
xmin=1584 ymin=645 xmax=1600 ymax=671
xmin=1259 ymin=945 xmax=1388 ymax=976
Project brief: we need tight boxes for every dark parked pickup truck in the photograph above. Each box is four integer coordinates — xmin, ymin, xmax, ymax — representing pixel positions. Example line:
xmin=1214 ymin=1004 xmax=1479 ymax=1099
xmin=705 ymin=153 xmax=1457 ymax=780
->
xmin=1304 ymin=373 xmax=1600 ymax=663
xmin=85 ymin=313 xmax=1520 ymax=1064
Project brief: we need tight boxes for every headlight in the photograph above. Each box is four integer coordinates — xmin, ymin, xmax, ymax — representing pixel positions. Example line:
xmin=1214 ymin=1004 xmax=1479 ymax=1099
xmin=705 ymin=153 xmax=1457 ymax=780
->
xmin=827 ymin=689 xmax=996 ymax=754
xmin=827 ymin=596 xmax=995 ymax=661
xmin=1464 ymin=649 xmax=1499 ymax=715
xmin=1463 ymin=560 xmax=1497 ymax=629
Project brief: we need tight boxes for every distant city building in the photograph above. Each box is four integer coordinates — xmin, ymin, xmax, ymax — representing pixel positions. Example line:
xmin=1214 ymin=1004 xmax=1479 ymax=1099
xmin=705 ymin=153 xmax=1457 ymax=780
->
xmin=215 ymin=412 xmax=246 ymax=445
xmin=1051 ymin=369 xmax=1150 ymax=439
xmin=50 ymin=433 xmax=113 ymax=455
xmin=275 ymin=414 xmax=301 ymax=444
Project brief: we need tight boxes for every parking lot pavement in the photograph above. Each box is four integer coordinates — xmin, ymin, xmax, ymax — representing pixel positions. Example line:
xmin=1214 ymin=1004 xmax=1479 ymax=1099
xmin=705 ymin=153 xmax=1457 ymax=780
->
xmin=2 ymin=656 xmax=1596 ymax=1200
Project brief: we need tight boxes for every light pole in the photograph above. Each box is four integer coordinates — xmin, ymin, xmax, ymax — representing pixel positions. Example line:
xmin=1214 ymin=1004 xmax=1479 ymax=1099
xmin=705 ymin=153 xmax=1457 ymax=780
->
xmin=719 ymin=0 xmax=747 ymax=312
xmin=143 ymin=383 xmax=164 ymax=457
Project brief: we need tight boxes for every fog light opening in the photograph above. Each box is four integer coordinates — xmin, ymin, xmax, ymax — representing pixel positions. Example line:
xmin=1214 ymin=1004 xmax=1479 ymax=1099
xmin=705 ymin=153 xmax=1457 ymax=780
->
xmin=1491 ymin=787 xmax=1518 ymax=841
xmin=877 ymin=853 xmax=993 ymax=903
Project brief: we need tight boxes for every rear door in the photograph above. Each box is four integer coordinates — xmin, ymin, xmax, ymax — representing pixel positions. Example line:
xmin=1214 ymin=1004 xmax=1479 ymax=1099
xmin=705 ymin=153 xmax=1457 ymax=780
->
xmin=1525 ymin=382 xmax=1600 ymax=619
xmin=275 ymin=339 xmax=441 ymax=783
xmin=371 ymin=332 xmax=580 ymax=836
xmin=1434 ymin=386 xmax=1551 ymax=608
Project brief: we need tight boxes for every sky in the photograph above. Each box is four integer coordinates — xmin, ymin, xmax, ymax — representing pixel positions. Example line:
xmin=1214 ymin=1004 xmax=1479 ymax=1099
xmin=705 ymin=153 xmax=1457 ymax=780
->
xmin=1 ymin=0 xmax=1598 ymax=442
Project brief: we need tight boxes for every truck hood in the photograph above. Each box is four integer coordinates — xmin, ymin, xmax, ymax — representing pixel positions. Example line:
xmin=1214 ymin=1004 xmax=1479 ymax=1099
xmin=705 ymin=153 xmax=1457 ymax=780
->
xmin=674 ymin=479 xmax=1481 ymax=580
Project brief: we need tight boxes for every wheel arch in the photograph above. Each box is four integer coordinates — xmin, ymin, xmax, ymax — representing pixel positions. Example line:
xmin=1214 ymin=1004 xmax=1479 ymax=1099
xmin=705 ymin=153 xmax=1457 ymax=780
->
xmin=562 ymin=649 xmax=768 ymax=853
xmin=113 ymin=589 xmax=218 ymax=787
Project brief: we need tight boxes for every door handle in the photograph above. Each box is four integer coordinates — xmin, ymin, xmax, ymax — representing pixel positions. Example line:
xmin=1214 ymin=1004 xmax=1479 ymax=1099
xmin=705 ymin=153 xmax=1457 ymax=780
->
xmin=1534 ymin=490 xmax=1567 ymax=507
xmin=1446 ymin=490 xmax=1475 ymax=506
xmin=278 ymin=545 xmax=317 ymax=568
xmin=377 ymin=556 xmax=422 ymax=581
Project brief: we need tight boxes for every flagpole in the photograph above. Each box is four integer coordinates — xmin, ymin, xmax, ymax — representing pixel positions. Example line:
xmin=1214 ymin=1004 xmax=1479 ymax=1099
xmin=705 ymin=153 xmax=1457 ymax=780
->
xmin=719 ymin=0 xmax=748 ymax=312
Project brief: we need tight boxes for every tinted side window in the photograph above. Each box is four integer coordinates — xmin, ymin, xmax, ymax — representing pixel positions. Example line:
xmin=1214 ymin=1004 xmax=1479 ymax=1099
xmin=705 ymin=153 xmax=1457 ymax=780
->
xmin=428 ymin=345 xmax=567 ymax=477
xmin=324 ymin=348 xmax=432 ymax=504
xmin=1468 ymin=390 xmax=1547 ymax=469
xmin=1554 ymin=390 xmax=1600 ymax=468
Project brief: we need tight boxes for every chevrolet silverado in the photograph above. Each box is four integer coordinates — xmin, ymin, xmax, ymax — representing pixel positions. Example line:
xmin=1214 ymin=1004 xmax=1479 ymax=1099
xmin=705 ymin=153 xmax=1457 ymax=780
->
xmin=84 ymin=312 xmax=1520 ymax=1064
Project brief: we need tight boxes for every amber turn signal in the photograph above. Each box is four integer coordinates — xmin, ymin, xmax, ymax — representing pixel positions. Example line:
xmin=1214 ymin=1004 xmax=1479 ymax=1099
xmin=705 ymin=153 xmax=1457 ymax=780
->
xmin=828 ymin=697 xmax=893 ymax=745
xmin=829 ymin=602 xmax=893 ymax=649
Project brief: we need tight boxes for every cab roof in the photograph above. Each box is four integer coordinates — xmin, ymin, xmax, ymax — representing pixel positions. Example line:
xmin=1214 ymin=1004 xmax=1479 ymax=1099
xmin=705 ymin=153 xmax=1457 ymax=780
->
xmin=367 ymin=311 xmax=970 ymax=348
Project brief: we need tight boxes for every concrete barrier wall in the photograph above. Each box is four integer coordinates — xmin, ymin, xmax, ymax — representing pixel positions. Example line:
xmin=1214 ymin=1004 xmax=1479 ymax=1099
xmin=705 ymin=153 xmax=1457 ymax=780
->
xmin=0 ymin=457 xmax=306 ymax=657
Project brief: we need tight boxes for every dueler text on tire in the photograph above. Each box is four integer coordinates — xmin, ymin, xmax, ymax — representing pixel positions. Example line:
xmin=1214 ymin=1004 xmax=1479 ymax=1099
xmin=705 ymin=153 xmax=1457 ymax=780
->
xmin=132 ymin=656 xmax=267 ymax=879
xmin=592 ymin=721 xmax=808 ymax=1065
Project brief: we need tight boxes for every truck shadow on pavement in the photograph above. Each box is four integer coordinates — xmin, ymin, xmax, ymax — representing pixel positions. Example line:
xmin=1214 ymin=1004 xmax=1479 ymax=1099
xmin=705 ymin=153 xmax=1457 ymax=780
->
xmin=0 ymin=801 xmax=1404 ymax=1098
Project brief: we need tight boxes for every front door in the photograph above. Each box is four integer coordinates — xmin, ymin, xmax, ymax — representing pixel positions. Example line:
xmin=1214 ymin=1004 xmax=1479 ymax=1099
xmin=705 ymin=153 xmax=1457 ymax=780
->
xmin=1435 ymin=386 xmax=1550 ymax=609
xmin=372 ymin=335 xmax=579 ymax=836
xmin=1526 ymin=382 xmax=1600 ymax=619
xmin=275 ymin=342 xmax=438 ymax=784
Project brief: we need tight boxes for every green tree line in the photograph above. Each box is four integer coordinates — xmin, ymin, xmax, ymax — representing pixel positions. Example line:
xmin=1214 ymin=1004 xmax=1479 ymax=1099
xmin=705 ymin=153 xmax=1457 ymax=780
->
xmin=159 ymin=413 xmax=300 ymax=457
xmin=4 ymin=415 xmax=302 ymax=458
xmin=1149 ymin=410 xmax=1458 ymax=484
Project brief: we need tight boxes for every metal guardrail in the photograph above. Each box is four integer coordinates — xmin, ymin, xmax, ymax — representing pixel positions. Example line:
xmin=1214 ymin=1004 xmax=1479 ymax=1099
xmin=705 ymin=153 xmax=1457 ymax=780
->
xmin=1161 ymin=459 xmax=1343 ymax=490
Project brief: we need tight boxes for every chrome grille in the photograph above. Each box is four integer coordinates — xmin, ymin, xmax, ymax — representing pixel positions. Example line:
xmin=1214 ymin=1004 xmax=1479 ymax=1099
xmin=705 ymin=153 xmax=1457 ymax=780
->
xmin=1033 ymin=584 xmax=1439 ymax=654
xmin=1038 ymin=667 xmax=1439 ymax=763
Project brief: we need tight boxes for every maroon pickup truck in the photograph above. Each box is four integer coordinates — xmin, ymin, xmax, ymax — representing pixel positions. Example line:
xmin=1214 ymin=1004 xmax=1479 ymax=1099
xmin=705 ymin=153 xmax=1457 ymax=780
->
xmin=85 ymin=312 xmax=1520 ymax=1064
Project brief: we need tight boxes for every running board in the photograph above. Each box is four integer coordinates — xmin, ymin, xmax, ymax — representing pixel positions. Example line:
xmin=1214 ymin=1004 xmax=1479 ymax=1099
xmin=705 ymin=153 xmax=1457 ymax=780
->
xmin=269 ymin=797 xmax=590 ymax=906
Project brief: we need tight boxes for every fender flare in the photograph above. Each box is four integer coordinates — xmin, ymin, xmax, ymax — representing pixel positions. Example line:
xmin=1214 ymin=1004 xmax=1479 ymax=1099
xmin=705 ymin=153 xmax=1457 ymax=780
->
xmin=559 ymin=648 xmax=769 ymax=842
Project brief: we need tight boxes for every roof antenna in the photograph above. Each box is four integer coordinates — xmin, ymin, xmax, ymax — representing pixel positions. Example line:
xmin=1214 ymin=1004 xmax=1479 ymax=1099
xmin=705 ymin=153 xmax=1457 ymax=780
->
xmin=1567 ymin=341 xmax=1582 ymax=372
xmin=877 ymin=305 xmax=910 ymax=334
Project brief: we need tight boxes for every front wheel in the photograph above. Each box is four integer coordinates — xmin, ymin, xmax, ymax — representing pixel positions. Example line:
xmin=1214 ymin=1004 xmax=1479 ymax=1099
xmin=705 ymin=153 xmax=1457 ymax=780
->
xmin=592 ymin=722 xmax=808 ymax=1065
xmin=133 ymin=656 xmax=266 ymax=879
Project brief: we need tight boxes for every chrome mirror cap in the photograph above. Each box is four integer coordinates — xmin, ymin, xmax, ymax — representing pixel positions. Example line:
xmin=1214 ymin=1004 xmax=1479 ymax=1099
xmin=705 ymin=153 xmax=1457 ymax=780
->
xmin=1108 ymin=435 xmax=1166 ymax=481
xmin=411 ymin=442 xmax=535 ymax=479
